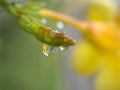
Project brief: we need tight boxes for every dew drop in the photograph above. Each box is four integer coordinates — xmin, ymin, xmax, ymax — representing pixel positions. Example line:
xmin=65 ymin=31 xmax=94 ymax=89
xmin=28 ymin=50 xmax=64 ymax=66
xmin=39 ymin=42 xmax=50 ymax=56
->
xmin=41 ymin=18 xmax=48 ymax=25
xmin=59 ymin=46 xmax=68 ymax=51
xmin=54 ymin=29 xmax=59 ymax=33
xmin=42 ymin=44 xmax=58 ymax=56
xmin=42 ymin=44 xmax=48 ymax=56
xmin=56 ymin=22 xmax=64 ymax=29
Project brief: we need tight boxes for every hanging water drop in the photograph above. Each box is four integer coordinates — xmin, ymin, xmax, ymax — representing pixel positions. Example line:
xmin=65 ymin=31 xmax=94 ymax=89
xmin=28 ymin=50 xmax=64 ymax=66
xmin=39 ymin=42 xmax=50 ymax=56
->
xmin=59 ymin=46 xmax=68 ymax=51
xmin=56 ymin=22 xmax=64 ymax=29
xmin=42 ymin=44 xmax=58 ymax=56
xmin=42 ymin=44 xmax=49 ymax=56
xmin=41 ymin=18 xmax=48 ymax=25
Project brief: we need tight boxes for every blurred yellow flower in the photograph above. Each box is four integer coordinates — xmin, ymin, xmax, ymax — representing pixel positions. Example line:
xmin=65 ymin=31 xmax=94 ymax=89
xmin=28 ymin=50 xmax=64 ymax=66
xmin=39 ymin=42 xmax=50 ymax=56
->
xmin=85 ymin=0 xmax=116 ymax=21
xmin=37 ymin=0 xmax=120 ymax=89
xmin=72 ymin=0 xmax=120 ymax=90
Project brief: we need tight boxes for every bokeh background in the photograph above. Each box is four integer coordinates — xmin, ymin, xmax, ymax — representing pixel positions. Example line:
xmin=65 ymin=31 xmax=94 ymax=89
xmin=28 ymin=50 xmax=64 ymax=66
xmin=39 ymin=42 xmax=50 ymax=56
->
xmin=0 ymin=0 xmax=119 ymax=90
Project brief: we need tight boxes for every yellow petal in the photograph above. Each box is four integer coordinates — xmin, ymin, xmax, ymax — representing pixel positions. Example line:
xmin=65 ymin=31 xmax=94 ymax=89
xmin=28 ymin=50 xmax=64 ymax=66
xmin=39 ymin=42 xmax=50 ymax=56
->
xmin=95 ymin=65 xmax=120 ymax=90
xmin=72 ymin=41 xmax=101 ymax=75
xmin=86 ymin=0 xmax=116 ymax=21
xmin=85 ymin=22 xmax=120 ymax=52
xmin=95 ymin=54 xmax=120 ymax=90
xmin=115 ymin=12 xmax=120 ymax=27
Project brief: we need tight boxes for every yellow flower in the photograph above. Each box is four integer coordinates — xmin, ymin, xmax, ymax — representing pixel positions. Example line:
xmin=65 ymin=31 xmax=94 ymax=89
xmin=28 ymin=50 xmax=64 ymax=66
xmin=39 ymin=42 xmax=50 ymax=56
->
xmin=37 ymin=0 xmax=120 ymax=89
xmin=72 ymin=40 xmax=101 ymax=74
xmin=72 ymin=0 xmax=120 ymax=89
xmin=95 ymin=55 xmax=120 ymax=90
xmin=85 ymin=0 xmax=116 ymax=21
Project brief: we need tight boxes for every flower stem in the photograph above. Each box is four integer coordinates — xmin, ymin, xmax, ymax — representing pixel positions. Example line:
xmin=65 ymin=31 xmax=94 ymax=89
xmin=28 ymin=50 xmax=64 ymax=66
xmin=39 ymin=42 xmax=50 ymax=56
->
xmin=39 ymin=8 xmax=88 ymax=33
xmin=0 ymin=0 xmax=18 ymax=16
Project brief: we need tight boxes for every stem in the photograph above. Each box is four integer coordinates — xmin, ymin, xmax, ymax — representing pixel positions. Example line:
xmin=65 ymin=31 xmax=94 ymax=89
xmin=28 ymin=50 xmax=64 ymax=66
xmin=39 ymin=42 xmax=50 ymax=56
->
xmin=39 ymin=9 xmax=88 ymax=33
xmin=0 ymin=0 xmax=18 ymax=16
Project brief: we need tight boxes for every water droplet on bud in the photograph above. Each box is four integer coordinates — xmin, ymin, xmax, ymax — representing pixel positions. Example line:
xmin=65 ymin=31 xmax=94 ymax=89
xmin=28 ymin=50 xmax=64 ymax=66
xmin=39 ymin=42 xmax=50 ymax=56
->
xmin=54 ymin=29 xmax=59 ymax=33
xmin=56 ymin=22 xmax=64 ymax=29
xmin=59 ymin=46 xmax=68 ymax=51
xmin=41 ymin=18 xmax=48 ymax=25
xmin=42 ymin=44 xmax=58 ymax=56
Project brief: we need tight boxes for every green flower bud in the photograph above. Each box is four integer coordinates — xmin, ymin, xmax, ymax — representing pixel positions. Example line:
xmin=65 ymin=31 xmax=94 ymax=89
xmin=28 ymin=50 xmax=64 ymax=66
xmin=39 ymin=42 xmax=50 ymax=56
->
xmin=17 ymin=15 xmax=76 ymax=47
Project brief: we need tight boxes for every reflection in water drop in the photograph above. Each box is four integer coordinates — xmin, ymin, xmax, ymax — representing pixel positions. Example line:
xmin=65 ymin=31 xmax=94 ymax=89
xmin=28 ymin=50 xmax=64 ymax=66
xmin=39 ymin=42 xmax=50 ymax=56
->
xmin=56 ymin=22 xmax=64 ymax=29
xmin=41 ymin=18 xmax=48 ymax=25
xmin=59 ymin=46 xmax=68 ymax=51
xmin=54 ymin=30 xmax=59 ymax=33
xmin=42 ymin=44 xmax=48 ymax=56
xmin=42 ymin=44 xmax=58 ymax=56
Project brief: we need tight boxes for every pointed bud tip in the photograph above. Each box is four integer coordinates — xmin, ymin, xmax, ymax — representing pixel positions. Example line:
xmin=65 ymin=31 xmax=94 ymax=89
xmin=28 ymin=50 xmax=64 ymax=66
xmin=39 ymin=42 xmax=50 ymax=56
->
xmin=70 ymin=39 xmax=76 ymax=45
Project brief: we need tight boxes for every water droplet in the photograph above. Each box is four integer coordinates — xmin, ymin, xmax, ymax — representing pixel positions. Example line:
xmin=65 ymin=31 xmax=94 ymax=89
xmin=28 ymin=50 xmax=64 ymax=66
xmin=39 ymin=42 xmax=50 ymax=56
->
xmin=56 ymin=22 xmax=64 ymax=29
xmin=42 ymin=44 xmax=49 ymax=56
xmin=54 ymin=29 xmax=59 ymax=33
xmin=42 ymin=44 xmax=58 ymax=56
xmin=41 ymin=18 xmax=48 ymax=25
xmin=59 ymin=46 xmax=68 ymax=51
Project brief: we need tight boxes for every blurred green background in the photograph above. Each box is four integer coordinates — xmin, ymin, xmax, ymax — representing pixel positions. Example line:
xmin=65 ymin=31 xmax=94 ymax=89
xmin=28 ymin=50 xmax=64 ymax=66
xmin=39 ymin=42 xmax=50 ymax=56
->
xmin=2 ymin=0 xmax=117 ymax=90
xmin=0 ymin=0 xmax=65 ymax=90
xmin=0 ymin=11 xmax=61 ymax=90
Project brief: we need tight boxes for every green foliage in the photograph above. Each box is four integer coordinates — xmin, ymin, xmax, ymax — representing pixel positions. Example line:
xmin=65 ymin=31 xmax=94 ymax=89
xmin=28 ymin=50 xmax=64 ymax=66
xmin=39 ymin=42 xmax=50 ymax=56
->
xmin=0 ymin=20 xmax=61 ymax=90
xmin=0 ymin=0 xmax=76 ymax=48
